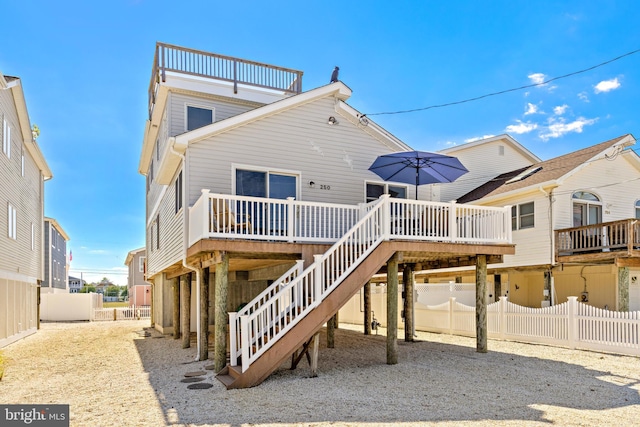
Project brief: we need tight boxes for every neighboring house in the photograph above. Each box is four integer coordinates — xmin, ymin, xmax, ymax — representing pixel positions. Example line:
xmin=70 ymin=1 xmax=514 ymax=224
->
xmin=68 ymin=275 xmax=86 ymax=293
xmin=417 ymin=134 xmax=640 ymax=311
xmin=42 ymin=217 xmax=69 ymax=294
xmin=0 ymin=70 xmax=53 ymax=348
xmin=124 ymin=247 xmax=151 ymax=306
xmin=139 ymin=43 xmax=514 ymax=388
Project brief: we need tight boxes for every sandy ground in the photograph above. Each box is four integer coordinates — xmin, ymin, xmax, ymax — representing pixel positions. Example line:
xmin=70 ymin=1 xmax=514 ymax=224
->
xmin=1 ymin=320 xmax=639 ymax=427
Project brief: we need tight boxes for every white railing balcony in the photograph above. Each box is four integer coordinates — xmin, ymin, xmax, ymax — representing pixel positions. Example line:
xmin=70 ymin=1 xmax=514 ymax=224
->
xmin=189 ymin=190 xmax=512 ymax=247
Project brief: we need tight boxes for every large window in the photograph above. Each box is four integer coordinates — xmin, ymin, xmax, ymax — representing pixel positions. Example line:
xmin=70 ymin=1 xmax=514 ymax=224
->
xmin=366 ymin=182 xmax=407 ymax=203
xmin=235 ymin=168 xmax=297 ymax=199
xmin=511 ymin=202 xmax=534 ymax=230
xmin=572 ymin=191 xmax=601 ymax=227
xmin=186 ymin=105 xmax=213 ymax=131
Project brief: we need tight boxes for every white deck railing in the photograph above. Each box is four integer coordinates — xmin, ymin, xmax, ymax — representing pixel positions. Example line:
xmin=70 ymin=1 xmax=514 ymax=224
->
xmin=189 ymin=190 xmax=512 ymax=246
xmin=420 ymin=296 xmax=640 ymax=356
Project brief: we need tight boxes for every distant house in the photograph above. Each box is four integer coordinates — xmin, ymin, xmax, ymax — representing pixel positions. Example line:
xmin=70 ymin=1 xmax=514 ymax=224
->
xmin=68 ymin=275 xmax=85 ymax=293
xmin=0 ymin=70 xmax=53 ymax=348
xmin=416 ymin=134 xmax=640 ymax=311
xmin=42 ymin=217 xmax=69 ymax=294
xmin=124 ymin=247 xmax=151 ymax=306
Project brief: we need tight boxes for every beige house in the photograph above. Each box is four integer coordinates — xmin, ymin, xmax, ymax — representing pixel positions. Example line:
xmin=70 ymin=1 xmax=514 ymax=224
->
xmin=139 ymin=43 xmax=514 ymax=388
xmin=125 ymin=247 xmax=151 ymax=306
xmin=415 ymin=134 xmax=640 ymax=311
xmin=0 ymin=70 xmax=52 ymax=348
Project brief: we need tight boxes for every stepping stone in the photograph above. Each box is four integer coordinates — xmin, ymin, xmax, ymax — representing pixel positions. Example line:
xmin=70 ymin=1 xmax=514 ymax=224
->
xmin=184 ymin=371 xmax=206 ymax=377
xmin=204 ymin=364 xmax=216 ymax=370
xmin=181 ymin=377 xmax=205 ymax=383
xmin=187 ymin=383 xmax=213 ymax=390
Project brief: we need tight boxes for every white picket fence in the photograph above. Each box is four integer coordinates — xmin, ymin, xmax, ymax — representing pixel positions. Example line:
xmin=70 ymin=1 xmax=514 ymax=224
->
xmin=421 ymin=296 xmax=640 ymax=356
xmin=93 ymin=305 xmax=151 ymax=321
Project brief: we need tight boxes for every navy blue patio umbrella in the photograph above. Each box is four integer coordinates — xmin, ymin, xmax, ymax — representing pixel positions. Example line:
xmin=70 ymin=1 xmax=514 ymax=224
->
xmin=368 ymin=151 xmax=469 ymax=199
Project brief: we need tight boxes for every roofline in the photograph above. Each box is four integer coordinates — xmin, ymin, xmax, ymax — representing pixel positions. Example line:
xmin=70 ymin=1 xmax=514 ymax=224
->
xmin=125 ymin=247 xmax=145 ymax=266
xmin=439 ymin=134 xmax=541 ymax=163
xmin=45 ymin=217 xmax=70 ymax=241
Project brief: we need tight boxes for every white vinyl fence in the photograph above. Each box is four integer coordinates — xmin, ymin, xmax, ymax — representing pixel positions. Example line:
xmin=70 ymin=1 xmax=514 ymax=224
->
xmin=420 ymin=296 xmax=640 ymax=356
xmin=93 ymin=305 xmax=151 ymax=321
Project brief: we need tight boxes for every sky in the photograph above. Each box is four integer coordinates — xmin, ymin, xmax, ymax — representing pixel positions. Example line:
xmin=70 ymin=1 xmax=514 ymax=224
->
xmin=1 ymin=1 xmax=640 ymax=286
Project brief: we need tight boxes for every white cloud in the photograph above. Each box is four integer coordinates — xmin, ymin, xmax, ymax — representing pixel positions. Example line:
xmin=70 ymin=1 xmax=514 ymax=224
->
xmin=553 ymin=104 xmax=569 ymax=115
xmin=528 ymin=73 xmax=546 ymax=85
xmin=594 ymin=77 xmax=621 ymax=93
xmin=578 ymin=91 xmax=590 ymax=103
xmin=505 ymin=121 xmax=538 ymax=134
xmin=464 ymin=135 xmax=495 ymax=143
xmin=524 ymin=103 xmax=539 ymax=115
xmin=539 ymin=117 xmax=598 ymax=141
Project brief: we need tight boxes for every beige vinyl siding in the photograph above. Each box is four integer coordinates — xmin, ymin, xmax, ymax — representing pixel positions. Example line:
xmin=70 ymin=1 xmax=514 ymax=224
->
xmin=438 ymin=140 xmax=536 ymax=203
xmin=168 ymin=92 xmax=258 ymax=136
xmin=0 ymin=89 xmax=43 ymax=280
xmin=187 ymin=97 xmax=404 ymax=206
xmin=146 ymin=168 xmax=184 ymax=277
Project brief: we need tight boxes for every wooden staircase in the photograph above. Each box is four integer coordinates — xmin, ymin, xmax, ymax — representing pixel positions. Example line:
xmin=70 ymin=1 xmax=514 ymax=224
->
xmin=216 ymin=242 xmax=396 ymax=389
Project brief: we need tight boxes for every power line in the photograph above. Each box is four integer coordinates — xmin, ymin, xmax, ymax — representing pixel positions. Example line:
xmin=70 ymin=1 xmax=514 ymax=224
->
xmin=363 ymin=48 xmax=640 ymax=117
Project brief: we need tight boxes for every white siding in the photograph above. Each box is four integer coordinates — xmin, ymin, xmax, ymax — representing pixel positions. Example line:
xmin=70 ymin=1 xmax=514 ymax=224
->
xmin=188 ymin=97 xmax=408 ymax=206
xmin=437 ymin=139 xmax=536 ymax=203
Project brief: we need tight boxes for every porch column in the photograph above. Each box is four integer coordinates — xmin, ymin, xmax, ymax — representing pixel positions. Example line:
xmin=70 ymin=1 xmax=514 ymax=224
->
xmin=476 ymin=254 xmax=487 ymax=353
xmin=618 ymin=267 xmax=630 ymax=311
xmin=214 ymin=252 xmax=229 ymax=372
xmin=181 ymin=273 xmax=191 ymax=349
xmin=172 ymin=277 xmax=180 ymax=340
xmin=403 ymin=264 xmax=415 ymax=342
xmin=327 ymin=314 xmax=337 ymax=348
xmin=364 ymin=282 xmax=371 ymax=335
xmin=387 ymin=254 xmax=399 ymax=364
xmin=199 ymin=267 xmax=210 ymax=361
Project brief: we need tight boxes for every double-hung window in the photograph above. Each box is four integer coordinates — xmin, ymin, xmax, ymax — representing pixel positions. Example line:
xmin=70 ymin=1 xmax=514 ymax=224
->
xmin=511 ymin=202 xmax=534 ymax=230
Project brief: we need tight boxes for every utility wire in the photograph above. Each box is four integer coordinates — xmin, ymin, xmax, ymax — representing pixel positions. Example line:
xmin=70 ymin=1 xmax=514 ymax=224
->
xmin=363 ymin=48 xmax=640 ymax=117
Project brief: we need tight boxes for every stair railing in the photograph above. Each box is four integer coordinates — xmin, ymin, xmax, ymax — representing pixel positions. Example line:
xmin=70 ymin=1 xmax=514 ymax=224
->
xmin=230 ymin=195 xmax=389 ymax=372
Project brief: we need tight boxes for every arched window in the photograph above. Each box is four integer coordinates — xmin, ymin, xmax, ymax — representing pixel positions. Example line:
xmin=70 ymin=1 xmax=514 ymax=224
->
xmin=572 ymin=191 xmax=602 ymax=227
xmin=635 ymin=200 xmax=640 ymax=219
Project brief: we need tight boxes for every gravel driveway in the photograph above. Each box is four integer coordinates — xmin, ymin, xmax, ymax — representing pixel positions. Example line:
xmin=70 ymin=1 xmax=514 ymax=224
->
xmin=1 ymin=320 xmax=639 ymax=426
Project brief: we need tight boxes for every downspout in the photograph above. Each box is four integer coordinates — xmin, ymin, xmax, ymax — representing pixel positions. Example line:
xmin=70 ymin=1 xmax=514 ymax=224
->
xmin=540 ymin=186 xmax=556 ymax=304
xmin=170 ymin=141 xmax=202 ymax=361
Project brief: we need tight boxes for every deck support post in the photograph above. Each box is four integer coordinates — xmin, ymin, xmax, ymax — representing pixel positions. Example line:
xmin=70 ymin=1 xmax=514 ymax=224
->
xmin=199 ymin=267 xmax=210 ymax=360
xmin=476 ymin=254 xmax=487 ymax=353
xmin=181 ymin=273 xmax=191 ymax=349
xmin=172 ymin=277 xmax=180 ymax=339
xmin=618 ymin=267 xmax=629 ymax=311
xmin=149 ymin=284 xmax=154 ymax=327
xmin=387 ymin=254 xmax=399 ymax=364
xmin=327 ymin=314 xmax=336 ymax=348
xmin=364 ymin=282 xmax=371 ymax=335
xmin=403 ymin=263 xmax=415 ymax=342
xmin=310 ymin=332 xmax=320 ymax=378
xmin=214 ymin=252 xmax=229 ymax=372
xmin=543 ymin=271 xmax=552 ymax=305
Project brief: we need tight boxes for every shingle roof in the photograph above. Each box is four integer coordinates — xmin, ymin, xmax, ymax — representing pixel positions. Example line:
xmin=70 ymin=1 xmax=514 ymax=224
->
xmin=457 ymin=134 xmax=634 ymax=203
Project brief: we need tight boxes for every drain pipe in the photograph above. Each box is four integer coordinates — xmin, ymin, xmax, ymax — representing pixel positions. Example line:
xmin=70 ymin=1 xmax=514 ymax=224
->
xmin=539 ymin=186 xmax=556 ymax=304
xmin=170 ymin=140 xmax=202 ymax=361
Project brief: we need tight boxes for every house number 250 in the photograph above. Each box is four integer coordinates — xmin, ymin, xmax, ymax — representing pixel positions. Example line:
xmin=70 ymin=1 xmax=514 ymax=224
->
xmin=320 ymin=184 xmax=331 ymax=190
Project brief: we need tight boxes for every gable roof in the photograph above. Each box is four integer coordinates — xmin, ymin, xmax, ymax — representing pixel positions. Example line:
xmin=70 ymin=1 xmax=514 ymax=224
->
xmin=125 ymin=247 xmax=145 ymax=266
xmin=457 ymin=134 xmax=636 ymax=203
xmin=439 ymin=134 xmax=541 ymax=163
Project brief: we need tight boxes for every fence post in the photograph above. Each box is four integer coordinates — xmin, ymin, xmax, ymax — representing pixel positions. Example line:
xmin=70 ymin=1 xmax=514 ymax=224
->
xmin=568 ymin=296 xmax=578 ymax=349
xmin=499 ymin=296 xmax=507 ymax=340
xmin=287 ymin=197 xmax=295 ymax=242
xmin=229 ymin=312 xmax=238 ymax=366
xmin=449 ymin=201 xmax=457 ymax=242
xmin=113 ymin=308 xmax=117 ymax=321
xmin=449 ymin=297 xmax=455 ymax=335
xmin=380 ymin=194 xmax=391 ymax=239
xmin=503 ymin=206 xmax=512 ymax=243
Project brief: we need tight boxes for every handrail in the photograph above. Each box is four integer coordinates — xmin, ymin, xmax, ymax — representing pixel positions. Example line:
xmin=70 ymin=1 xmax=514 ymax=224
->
xmin=148 ymin=42 xmax=304 ymax=119
xmin=555 ymin=218 xmax=639 ymax=257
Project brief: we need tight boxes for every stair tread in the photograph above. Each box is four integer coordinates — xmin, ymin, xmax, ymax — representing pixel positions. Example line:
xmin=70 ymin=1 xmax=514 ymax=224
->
xmin=216 ymin=374 xmax=235 ymax=387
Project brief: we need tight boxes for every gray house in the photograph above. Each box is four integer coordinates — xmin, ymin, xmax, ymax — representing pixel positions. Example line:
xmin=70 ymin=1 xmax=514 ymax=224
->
xmin=139 ymin=43 xmax=514 ymax=388
xmin=43 ymin=217 xmax=69 ymax=294
xmin=0 ymin=70 xmax=52 ymax=348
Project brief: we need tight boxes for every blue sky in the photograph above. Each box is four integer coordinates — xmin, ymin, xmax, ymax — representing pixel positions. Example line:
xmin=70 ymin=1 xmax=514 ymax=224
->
xmin=2 ymin=1 xmax=639 ymax=285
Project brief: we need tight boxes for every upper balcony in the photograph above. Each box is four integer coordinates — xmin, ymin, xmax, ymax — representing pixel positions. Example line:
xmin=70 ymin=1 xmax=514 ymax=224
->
xmin=555 ymin=218 xmax=640 ymax=262
xmin=147 ymin=42 xmax=304 ymax=119
xmin=188 ymin=191 xmax=513 ymax=248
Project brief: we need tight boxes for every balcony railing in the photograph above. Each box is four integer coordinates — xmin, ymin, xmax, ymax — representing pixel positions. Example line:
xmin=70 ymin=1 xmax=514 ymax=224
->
xmin=555 ymin=218 xmax=640 ymax=258
xmin=189 ymin=190 xmax=512 ymax=247
xmin=148 ymin=42 xmax=304 ymax=119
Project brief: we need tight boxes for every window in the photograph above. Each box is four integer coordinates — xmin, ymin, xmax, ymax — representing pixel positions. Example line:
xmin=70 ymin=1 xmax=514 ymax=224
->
xmin=572 ymin=191 xmax=601 ymax=227
xmin=139 ymin=256 xmax=146 ymax=273
xmin=2 ymin=118 xmax=10 ymax=158
xmin=366 ymin=182 xmax=407 ymax=203
xmin=635 ymin=200 xmax=640 ymax=219
xmin=235 ymin=168 xmax=297 ymax=199
xmin=511 ymin=202 xmax=534 ymax=230
xmin=174 ymin=171 xmax=183 ymax=213
xmin=147 ymin=161 xmax=154 ymax=193
xmin=155 ymin=214 xmax=160 ymax=250
xmin=186 ymin=106 xmax=213 ymax=131
xmin=7 ymin=203 xmax=16 ymax=239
